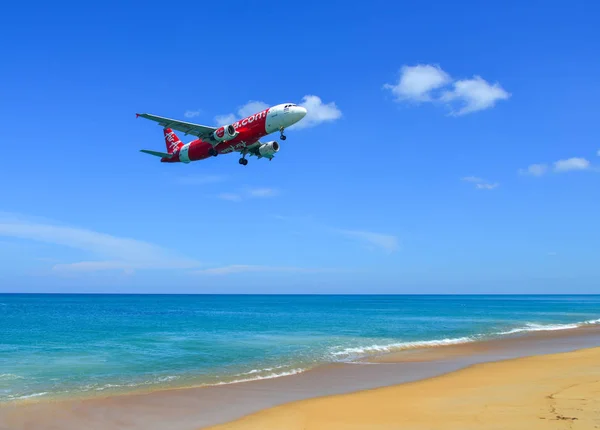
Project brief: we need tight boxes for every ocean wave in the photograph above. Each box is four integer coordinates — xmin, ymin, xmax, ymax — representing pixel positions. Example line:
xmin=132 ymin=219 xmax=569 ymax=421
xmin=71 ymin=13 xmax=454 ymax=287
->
xmin=82 ymin=375 xmax=181 ymax=392
xmin=63 ymin=369 xmax=307 ymax=397
xmin=499 ymin=323 xmax=579 ymax=335
xmin=7 ymin=392 xmax=48 ymax=400
xmin=328 ymin=317 xmax=600 ymax=361
xmin=214 ymin=368 xmax=306 ymax=385
xmin=499 ymin=318 xmax=600 ymax=335
xmin=330 ymin=336 xmax=476 ymax=360
xmin=0 ymin=374 xmax=23 ymax=381
xmin=234 ymin=365 xmax=288 ymax=377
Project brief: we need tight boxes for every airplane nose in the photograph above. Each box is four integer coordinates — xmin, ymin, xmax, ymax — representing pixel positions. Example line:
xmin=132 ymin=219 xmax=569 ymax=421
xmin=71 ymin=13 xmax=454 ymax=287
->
xmin=296 ymin=106 xmax=307 ymax=118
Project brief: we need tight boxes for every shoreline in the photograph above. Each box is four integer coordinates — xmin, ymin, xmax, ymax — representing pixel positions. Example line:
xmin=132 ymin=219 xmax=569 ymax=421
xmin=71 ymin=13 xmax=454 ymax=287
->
xmin=208 ymin=345 xmax=600 ymax=430
xmin=1 ymin=324 xmax=600 ymax=429
xmin=3 ymin=318 xmax=599 ymax=405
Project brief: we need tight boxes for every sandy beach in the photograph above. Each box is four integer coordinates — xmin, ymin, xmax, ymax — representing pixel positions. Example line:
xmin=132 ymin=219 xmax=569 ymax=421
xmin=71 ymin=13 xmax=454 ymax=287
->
xmin=1 ymin=326 xmax=600 ymax=430
xmin=208 ymin=346 xmax=600 ymax=430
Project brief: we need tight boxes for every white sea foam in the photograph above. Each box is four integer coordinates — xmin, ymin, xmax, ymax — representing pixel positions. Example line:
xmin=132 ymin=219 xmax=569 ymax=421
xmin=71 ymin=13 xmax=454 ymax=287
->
xmin=0 ymin=374 xmax=23 ymax=381
xmin=329 ymin=317 xmax=600 ymax=361
xmin=235 ymin=364 xmax=288 ymax=377
xmin=7 ymin=392 xmax=48 ymax=400
xmin=93 ymin=384 xmax=122 ymax=391
xmin=214 ymin=368 xmax=306 ymax=385
xmin=155 ymin=375 xmax=179 ymax=383
xmin=499 ymin=323 xmax=579 ymax=335
xmin=499 ymin=318 xmax=600 ymax=335
xmin=77 ymin=369 xmax=307 ymax=395
xmin=84 ymin=375 xmax=181 ymax=392
xmin=330 ymin=336 xmax=476 ymax=360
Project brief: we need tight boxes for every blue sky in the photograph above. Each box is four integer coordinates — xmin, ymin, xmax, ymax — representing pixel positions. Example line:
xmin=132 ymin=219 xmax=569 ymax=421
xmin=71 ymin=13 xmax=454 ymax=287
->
xmin=1 ymin=0 xmax=599 ymax=293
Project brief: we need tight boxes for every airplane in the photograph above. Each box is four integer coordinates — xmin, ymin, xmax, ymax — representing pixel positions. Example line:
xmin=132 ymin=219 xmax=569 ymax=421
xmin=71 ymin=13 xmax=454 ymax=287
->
xmin=136 ymin=103 xmax=307 ymax=166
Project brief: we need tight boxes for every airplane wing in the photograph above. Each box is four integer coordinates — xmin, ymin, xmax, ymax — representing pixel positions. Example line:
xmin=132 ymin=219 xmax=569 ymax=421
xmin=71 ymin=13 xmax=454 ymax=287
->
xmin=136 ymin=113 xmax=217 ymax=140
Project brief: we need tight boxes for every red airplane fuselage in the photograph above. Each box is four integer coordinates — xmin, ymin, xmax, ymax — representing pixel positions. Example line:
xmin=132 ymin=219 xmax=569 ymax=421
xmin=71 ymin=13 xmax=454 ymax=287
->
xmin=153 ymin=103 xmax=307 ymax=164
xmin=162 ymin=111 xmax=267 ymax=163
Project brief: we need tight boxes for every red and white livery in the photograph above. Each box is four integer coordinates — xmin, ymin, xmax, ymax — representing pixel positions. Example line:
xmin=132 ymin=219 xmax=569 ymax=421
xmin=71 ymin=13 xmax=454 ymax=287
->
xmin=137 ymin=103 xmax=307 ymax=166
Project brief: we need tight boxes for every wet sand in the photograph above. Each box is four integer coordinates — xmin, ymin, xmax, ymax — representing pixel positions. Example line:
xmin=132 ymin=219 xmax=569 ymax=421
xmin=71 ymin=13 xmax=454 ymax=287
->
xmin=1 ymin=326 xmax=600 ymax=430
xmin=209 ymin=346 xmax=600 ymax=430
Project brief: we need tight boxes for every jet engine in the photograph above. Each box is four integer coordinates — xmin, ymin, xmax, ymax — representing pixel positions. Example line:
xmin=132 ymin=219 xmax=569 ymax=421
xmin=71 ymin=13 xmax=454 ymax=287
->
xmin=258 ymin=141 xmax=280 ymax=158
xmin=212 ymin=124 xmax=239 ymax=142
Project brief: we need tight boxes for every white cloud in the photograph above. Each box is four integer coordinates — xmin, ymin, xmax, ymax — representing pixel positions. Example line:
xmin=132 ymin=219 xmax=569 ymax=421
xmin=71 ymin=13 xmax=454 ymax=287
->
xmin=0 ymin=213 xmax=199 ymax=274
xmin=384 ymin=64 xmax=510 ymax=115
xmin=52 ymin=261 xmax=143 ymax=273
xmin=184 ymin=110 xmax=201 ymax=118
xmin=214 ymin=114 xmax=237 ymax=126
xmin=216 ymin=96 xmax=341 ymax=130
xmin=237 ymin=101 xmax=269 ymax=118
xmin=336 ymin=229 xmax=399 ymax=253
xmin=290 ymin=95 xmax=342 ymax=129
xmin=476 ymin=182 xmax=499 ymax=190
xmin=271 ymin=214 xmax=399 ymax=254
xmin=461 ymin=176 xmax=499 ymax=190
xmin=520 ymin=157 xmax=594 ymax=176
xmin=271 ymin=214 xmax=397 ymax=255
xmin=195 ymin=265 xmax=332 ymax=276
xmin=519 ymin=164 xmax=548 ymax=177
xmin=218 ymin=187 xmax=279 ymax=202
xmin=214 ymin=101 xmax=269 ymax=126
xmin=383 ymin=64 xmax=451 ymax=102
xmin=441 ymin=76 xmax=511 ymax=116
xmin=553 ymin=157 xmax=590 ymax=172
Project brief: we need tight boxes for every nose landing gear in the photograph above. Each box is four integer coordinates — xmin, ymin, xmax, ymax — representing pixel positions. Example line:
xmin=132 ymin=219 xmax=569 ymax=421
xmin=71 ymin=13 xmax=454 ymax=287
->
xmin=279 ymin=127 xmax=287 ymax=140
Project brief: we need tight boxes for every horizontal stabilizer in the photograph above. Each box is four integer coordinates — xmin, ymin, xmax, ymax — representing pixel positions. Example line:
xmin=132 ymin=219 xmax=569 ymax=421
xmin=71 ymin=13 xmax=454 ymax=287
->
xmin=140 ymin=149 xmax=174 ymax=158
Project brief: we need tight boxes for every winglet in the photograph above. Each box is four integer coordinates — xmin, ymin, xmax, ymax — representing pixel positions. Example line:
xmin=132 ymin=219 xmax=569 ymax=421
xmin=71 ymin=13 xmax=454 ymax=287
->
xmin=136 ymin=113 xmax=140 ymax=118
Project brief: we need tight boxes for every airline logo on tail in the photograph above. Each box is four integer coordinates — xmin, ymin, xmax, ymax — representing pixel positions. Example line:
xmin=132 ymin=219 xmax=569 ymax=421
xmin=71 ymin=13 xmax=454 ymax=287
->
xmin=164 ymin=128 xmax=183 ymax=154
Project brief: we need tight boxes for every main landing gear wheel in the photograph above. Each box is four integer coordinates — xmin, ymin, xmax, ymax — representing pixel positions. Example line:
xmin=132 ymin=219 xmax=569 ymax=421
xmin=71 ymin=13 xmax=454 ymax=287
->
xmin=238 ymin=158 xmax=248 ymax=166
xmin=208 ymin=148 xmax=218 ymax=157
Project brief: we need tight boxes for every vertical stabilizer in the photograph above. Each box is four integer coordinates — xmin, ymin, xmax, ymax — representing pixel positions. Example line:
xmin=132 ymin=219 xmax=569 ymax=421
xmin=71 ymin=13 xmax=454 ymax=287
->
xmin=164 ymin=128 xmax=184 ymax=154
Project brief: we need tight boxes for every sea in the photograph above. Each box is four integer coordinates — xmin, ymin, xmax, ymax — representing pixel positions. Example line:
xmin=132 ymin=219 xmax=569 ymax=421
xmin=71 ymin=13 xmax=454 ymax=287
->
xmin=1 ymin=294 xmax=599 ymax=402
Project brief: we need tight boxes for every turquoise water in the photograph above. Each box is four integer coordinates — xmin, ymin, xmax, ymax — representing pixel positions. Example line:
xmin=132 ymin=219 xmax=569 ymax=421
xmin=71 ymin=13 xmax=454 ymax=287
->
xmin=1 ymin=294 xmax=599 ymax=402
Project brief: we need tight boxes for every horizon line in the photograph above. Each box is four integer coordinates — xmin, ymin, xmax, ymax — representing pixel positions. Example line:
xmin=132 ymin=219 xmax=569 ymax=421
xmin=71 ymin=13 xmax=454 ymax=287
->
xmin=1 ymin=292 xmax=599 ymax=296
